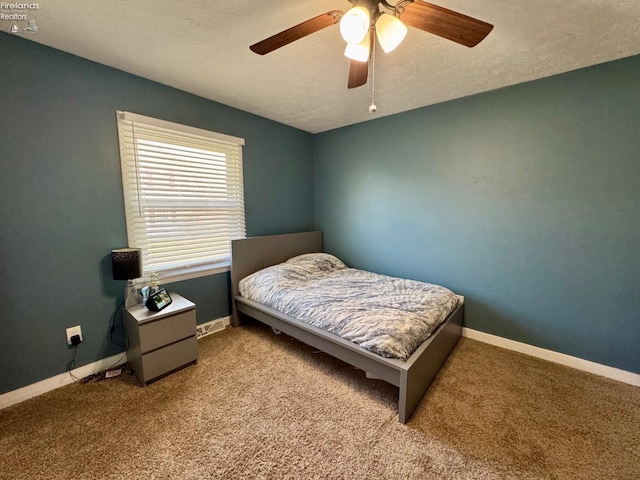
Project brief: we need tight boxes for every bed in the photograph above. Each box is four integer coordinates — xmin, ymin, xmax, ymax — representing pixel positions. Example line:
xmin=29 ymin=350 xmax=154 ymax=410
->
xmin=230 ymin=231 xmax=464 ymax=424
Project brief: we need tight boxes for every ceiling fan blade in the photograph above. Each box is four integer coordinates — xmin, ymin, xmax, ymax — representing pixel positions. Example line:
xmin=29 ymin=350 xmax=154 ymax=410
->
xmin=400 ymin=0 xmax=493 ymax=47
xmin=348 ymin=59 xmax=368 ymax=89
xmin=347 ymin=29 xmax=372 ymax=89
xmin=250 ymin=10 xmax=343 ymax=55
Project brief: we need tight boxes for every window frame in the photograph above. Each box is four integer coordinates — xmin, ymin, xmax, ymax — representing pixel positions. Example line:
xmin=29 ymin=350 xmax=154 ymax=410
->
xmin=116 ymin=110 xmax=246 ymax=284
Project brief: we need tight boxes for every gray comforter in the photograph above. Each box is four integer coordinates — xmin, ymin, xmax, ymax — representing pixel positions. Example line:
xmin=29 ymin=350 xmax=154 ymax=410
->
xmin=238 ymin=253 xmax=460 ymax=360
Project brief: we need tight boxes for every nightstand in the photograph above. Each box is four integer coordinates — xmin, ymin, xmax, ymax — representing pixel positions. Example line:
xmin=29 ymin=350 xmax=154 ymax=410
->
xmin=123 ymin=292 xmax=198 ymax=386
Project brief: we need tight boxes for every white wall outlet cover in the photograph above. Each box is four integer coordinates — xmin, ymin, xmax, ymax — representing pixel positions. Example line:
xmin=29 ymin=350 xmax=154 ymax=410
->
xmin=66 ymin=325 xmax=83 ymax=345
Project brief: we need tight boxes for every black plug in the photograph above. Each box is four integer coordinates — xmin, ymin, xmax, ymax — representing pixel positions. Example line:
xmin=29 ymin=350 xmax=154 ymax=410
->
xmin=70 ymin=334 xmax=82 ymax=346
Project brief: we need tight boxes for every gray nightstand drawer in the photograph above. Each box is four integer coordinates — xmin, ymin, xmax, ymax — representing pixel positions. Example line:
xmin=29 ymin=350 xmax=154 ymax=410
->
xmin=139 ymin=309 xmax=196 ymax=353
xmin=142 ymin=336 xmax=198 ymax=382
xmin=124 ymin=293 xmax=198 ymax=386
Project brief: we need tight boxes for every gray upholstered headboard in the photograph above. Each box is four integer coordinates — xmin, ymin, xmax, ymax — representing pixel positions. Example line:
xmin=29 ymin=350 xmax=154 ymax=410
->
xmin=230 ymin=231 xmax=323 ymax=326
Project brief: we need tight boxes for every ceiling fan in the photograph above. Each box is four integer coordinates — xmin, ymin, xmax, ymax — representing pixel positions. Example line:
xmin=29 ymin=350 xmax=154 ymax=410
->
xmin=250 ymin=0 xmax=494 ymax=89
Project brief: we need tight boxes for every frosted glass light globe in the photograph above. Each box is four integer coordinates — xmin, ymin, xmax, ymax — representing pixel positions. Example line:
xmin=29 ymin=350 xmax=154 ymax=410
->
xmin=344 ymin=33 xmax=371 ymax=62
xmin=376 ymin=13 xmax=408 ymax=53
xmin=340 ymin=6 xmax=371 ymax=44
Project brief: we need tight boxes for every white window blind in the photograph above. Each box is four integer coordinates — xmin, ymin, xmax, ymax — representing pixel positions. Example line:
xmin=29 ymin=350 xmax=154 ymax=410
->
xmin=117 ymin=111 xmax=246 ymax=283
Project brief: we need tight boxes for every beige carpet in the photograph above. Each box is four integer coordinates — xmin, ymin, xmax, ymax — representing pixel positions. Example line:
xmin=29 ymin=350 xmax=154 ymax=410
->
xmin=1 ymin=323 xmax=639 ymax=479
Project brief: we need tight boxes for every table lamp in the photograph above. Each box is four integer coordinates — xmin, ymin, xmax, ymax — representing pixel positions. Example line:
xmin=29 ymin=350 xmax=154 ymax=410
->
xmin=111 ymin=248 xmax=142 ymax=307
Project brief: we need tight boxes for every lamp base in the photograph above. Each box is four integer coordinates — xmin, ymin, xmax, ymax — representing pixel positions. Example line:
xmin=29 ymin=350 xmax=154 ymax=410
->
xmin=124 ymin=280 xmax=139 ymax=308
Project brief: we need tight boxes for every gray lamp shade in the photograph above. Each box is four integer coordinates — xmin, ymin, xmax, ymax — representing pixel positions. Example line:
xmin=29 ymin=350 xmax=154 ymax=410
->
xmin=111 ymin=248 xmax=142 ymax=280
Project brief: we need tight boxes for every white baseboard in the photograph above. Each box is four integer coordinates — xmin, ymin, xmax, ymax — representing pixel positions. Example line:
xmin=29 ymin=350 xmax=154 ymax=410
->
xmin=0 ymin=316 xmax=230 ymax=411
xmin=462 ymin=327 xmax=640 ymax=387
xmin=0 ymin=351 xmax=128 ymax=410
xmin=4 ymin=324 xmax=635 ymax=410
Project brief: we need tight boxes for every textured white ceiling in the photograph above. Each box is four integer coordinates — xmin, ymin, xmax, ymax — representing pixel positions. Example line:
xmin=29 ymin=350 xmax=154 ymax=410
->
xmin=11 ymin=0 xmax=640 ymax=133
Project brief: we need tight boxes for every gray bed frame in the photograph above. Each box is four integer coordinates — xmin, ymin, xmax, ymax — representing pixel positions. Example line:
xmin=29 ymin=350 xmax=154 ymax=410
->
xmin=230 ymin=231 xmax=463 ymax=424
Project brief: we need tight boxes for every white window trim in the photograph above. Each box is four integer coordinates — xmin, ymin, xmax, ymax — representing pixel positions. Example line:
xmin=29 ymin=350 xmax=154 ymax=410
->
xmin=117 ymin=111 xmax=246 ymax=284
xmin=120 ymin=111 xmax=245 ymax=146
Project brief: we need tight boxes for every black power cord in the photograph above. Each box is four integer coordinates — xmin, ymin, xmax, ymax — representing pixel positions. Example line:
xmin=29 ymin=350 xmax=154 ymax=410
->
xmin=76 ymin=303 xmax=132 ymax=383
xmin=66 ymin=343 xmax=81 ymax=381
xmin=109 ymin=302 xmax=127 ymax=348
xmin=67 ymin=303 xmax=133 ymax=383
xmin=80 ymin=362 xmax=133 ymax=384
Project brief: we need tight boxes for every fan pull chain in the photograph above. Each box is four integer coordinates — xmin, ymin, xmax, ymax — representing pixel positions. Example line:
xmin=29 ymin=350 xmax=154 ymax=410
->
xmin=369 ymin=29 xmax=377 ymax=114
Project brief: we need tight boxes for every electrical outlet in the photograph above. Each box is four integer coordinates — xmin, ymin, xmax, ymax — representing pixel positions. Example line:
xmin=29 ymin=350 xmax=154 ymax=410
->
xmin=66 ymin=325 xmax=83 ymax=345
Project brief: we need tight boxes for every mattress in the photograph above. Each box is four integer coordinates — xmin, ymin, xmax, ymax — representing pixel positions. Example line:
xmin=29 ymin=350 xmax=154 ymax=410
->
xmin=238 ymin=253 xmax=460 ymax=360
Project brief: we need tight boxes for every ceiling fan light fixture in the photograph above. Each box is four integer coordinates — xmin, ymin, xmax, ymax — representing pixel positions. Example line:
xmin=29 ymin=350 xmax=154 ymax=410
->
xmin=339 ymin=6 xmax=371 ymax=44
xmin=344 ymin=32 xmax=370 ymax=62
xmin=375 ymin=13 xmax=407 ymax=53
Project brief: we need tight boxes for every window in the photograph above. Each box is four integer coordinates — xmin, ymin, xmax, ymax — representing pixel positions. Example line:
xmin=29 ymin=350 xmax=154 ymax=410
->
xmin=117 ymin=111 xmax=245 ymax=283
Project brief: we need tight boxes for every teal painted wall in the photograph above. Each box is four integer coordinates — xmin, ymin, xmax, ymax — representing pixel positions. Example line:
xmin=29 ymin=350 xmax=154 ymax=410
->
xmin=0 ymin=34 xmax=314 ymax=394
xmin=1 ymin=30 xmax=638 ymax=395
xmin=314 ymin=55 xmax=640 ymax=374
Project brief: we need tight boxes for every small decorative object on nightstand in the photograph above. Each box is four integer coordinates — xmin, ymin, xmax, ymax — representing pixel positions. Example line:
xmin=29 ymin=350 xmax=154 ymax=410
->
xmin=123 ymin=292 xmax=198 ymax=386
